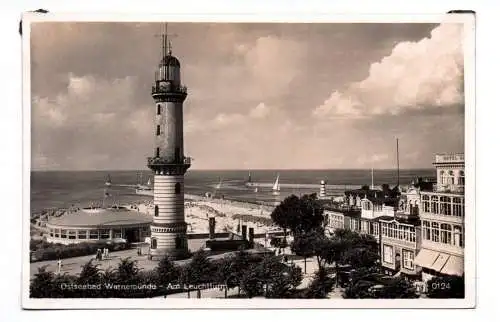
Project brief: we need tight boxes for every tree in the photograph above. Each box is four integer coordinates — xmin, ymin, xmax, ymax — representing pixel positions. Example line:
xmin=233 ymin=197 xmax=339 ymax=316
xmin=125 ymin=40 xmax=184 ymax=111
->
xmin=290 ymin=230 xmax=337 ymax=274
xmin=30 ymin=266 xmax=57 ymax=298
xmin=343 ymin=269 xmax=418 ymax=299
xmin=271 ymin=194 xmax=325 ymax=237
xmin=77 ymin=259 xmax=102 ymax=297
xmin=333 ymin=229 xmax=379 ymax=268
xmin=116 ymin=257 xmax=141 ymax=284
xmin=181 ymin=249 xmax=215 ymax=298
xmin=302 ymin=268 xmax=335 ymax=299
xmin=426 ymin=275 xmax=464 ymax=298
xmin=156 ymin=255 xmax=180 ymax=290
xmin=240 ymin=255 xmax=302 ymax=298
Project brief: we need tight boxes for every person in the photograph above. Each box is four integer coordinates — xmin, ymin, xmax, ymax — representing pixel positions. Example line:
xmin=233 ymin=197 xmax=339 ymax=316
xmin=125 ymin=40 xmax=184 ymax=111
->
xmin=104 ymin=248 xmax=108 ymax=259
xmin=56 ymin=259 xmax=62 ymax=274
xmin=96 ymin=249 xmax=102 ymax=261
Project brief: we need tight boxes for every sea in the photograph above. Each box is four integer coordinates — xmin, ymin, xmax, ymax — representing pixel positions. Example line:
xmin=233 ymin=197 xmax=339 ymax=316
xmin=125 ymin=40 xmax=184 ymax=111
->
xmin=30 ymin=169 xmax=434 ymax=213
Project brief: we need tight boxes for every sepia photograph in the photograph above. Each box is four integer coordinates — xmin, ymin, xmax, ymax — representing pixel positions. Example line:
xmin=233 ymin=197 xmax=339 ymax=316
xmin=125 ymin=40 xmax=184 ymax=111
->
xmin=21 ymin=12 xmax=475 ymax=309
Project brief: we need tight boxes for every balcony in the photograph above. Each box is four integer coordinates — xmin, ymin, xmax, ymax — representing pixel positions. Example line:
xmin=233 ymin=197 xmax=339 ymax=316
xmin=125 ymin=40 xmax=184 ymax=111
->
xmin=151 ymin=81 xmax=188 ymax=103
xmin=434 ymin=153 xmax=464 ymax=164
xmin=147 ymin=156 xmax=192 ymax=174
xmin=147 ymin=156 xmax=191 ymax=166
xmin=433 ymin=183 xmax=465 ymax=194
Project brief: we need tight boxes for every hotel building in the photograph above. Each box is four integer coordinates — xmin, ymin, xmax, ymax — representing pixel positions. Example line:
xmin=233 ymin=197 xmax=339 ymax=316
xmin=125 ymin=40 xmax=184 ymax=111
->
xmin=414 ymin=153 xmax=465 ymax=282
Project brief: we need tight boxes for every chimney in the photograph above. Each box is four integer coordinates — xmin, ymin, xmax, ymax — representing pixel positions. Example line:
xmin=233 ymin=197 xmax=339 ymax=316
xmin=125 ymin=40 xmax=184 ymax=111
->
xmin=241 ymin=225 xmax=247 ymax=240
xmin=248 ymin=227 xmax=254 ymax=248
xmin=208 ymin=217 xmax=216 ymax=240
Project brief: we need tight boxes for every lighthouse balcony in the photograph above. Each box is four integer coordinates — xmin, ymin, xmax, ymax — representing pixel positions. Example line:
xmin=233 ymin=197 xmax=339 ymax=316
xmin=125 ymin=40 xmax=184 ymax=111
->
xmin=147 ymin=156 xmax=192 ymax=174
xmin=151 ymin=83 xmax=188 ymax=95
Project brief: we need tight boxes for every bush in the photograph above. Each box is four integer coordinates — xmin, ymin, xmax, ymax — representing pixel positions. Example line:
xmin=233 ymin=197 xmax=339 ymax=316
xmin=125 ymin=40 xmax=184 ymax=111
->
xmin=31 ymin=241 xmax=132 ymax=262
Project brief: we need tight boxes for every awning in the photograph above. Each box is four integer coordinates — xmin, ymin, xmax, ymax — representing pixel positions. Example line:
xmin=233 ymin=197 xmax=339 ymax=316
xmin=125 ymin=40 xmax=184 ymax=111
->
xmin=440 ymin=255 xmax=464 ymax=276
xmin=414 ymin=249 xmax=440 ymax=269
xmin=430 ymin=253 xmax=450 ymax=272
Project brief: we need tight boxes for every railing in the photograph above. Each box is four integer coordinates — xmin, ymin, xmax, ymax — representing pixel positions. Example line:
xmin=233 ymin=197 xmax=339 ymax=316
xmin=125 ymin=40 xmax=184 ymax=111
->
xmin=434 ymin=153 xmax=464 ymax=163
xmin=147 ymin=156 xmax=192 ymax=166
xmin=151 ymin=82 xmax=188 ymax=95
xmin=433 ymin=183 xmax=465 ymax=193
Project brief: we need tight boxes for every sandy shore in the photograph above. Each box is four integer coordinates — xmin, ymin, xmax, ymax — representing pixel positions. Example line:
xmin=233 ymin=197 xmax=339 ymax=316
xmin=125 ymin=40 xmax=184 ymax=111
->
xmin=30 ymin=193 xmax=280 ymax=242
xmin=119 ymin=194 xmax=277 ymax=235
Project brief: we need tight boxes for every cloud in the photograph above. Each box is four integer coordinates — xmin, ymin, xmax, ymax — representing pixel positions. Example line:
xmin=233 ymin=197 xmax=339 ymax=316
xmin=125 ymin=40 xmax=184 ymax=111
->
xmin=249 ymin=102 xmax=270 ymax=119
xmin=32 ymin=73 xmax=151 ymax=170
xmin=313 ymin=23 xmax=464 ymax=119
xmin=185 ymin=102 xmax=273 ymax=134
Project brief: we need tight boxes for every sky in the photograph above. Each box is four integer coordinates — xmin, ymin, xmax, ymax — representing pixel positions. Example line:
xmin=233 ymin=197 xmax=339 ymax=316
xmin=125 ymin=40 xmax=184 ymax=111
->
xmin=30 ymin=22 xmax=465 ymax=171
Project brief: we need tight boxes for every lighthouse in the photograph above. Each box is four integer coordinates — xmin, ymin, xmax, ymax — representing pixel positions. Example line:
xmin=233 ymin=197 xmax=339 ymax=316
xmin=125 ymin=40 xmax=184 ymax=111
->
xmin=147 ymin=25 xmax=190 ymax=259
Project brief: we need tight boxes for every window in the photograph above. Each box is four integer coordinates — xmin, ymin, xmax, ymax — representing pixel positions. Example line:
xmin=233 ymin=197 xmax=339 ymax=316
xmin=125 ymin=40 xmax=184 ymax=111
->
xmin=154 ymin=205 xmax=159 ymax=217
xmin=440 ymin=196 xmax=452 ymax=215
xmin=78 ymin=230 xmax=87 ymax=239
xmin=440 ymin=223 xmax=452 ymax=244
xmin=113 ymin=230 xmax=122 ymax=239
xmin=156 ymin=148 xmax=160 ymax=157
xmin=89 ymin=230 xmax=99 ymax=239
xmin=383 ymin=245 xmax=394 ymax=264
xmin=99 ymin=229 xmax=110 ymax=239
xmin=157 ymin=104 xmax=161 ymax=115
xmin=373 ymin=223 xmax=379 ymax=236
xmin=402 ymin=250 xmax=414 ymax=270
xmin=458 ymin=170 xmax=465 ymax=185
xmin=156 ymin=125 xmax=161 ymax=136
xmin=150 ymin=237 xmax=157 ymax=249
xmin=431 ymin=196 xmax=439 ymax=214
xmin=387 ymin=222 xmax=396 ymax=238
xmin=431 ymin=222 xmax=440 ymax=242
xmin=175 ymin=182 xmax=181 ymax=194
xmin=422 ymin=195 xmax=430 ymax=213
xmin=68 ymin=230 xmax=77 ymax=240
xmin=453 ymin=226 xmax=464 ymax=247
xmin=381 ymin=222 xmax=388 ymax=237
xmin=60 ymin=230 xmax=67 ymax=239
xmin=54 ymin=229 xmax=60 ymax=238
xmin=361 ymin=221 xmax=369 ymax=234
xmin=422 ymin=221 xmax=431 ymax=240
xmin=452 ymin=197 xmax=464 ymax=217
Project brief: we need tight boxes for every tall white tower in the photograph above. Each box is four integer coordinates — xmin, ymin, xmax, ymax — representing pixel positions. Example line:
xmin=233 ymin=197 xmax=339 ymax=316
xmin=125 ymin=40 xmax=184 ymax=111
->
xmin=147 ymin=25 xmax=190 ymax=259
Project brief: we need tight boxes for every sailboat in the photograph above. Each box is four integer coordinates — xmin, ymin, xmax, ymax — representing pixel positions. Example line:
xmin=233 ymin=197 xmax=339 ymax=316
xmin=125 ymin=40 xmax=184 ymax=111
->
xmin=272 ymin=173 xmax=280 ymax=195
xmin=105 ymin=174 xmax=112 ymax=187
xmin=215 ymin=177 xmax=223 ymax=190
xmin=135 ymin=173 xmax=153 ymax=196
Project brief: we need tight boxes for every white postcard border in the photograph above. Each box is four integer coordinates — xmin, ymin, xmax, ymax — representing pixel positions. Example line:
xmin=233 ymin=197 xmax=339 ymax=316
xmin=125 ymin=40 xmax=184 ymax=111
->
xmin=21 ymin=11 xmax=476 ymax=309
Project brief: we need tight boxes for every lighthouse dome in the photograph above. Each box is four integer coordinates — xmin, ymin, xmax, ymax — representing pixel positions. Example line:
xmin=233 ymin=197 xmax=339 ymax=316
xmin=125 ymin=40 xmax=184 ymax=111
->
xmin=160 ymin=54 xmax=180 ymax=67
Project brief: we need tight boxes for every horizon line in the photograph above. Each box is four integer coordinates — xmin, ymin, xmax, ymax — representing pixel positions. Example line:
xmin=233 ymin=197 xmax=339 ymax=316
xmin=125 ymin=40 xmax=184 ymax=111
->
xmin=31 ymin=167 xmax=436 ymax=172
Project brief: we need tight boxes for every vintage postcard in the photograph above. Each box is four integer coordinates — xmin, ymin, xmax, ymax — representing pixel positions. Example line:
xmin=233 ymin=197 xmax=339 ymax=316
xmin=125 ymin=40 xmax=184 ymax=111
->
xmin=21 ymin=11 xmax=475 ymax=309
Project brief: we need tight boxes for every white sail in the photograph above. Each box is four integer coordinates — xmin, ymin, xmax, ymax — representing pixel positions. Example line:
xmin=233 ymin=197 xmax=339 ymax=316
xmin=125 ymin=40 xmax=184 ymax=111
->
xmin=147 ymin=177 xmax=151 ymax=186
xmin=272 ymin=174 xmax=280 ymax=191
xmin=215 ymin=177 xmax=223 ymax=190
xmin=105 ymin=174 xmax=112 ymax=186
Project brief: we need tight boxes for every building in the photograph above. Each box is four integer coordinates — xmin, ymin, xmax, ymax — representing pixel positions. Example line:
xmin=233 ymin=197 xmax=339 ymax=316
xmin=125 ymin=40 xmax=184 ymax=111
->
xmin=45 ymin=206 xmax=152 ymax=245
xmin=147 ymin=27 xmax=191 ymax=259
xmin=378 ymin=179 xmax=433 ymax=277
xmin=414 ymin=153 xmax=465 ymax=282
